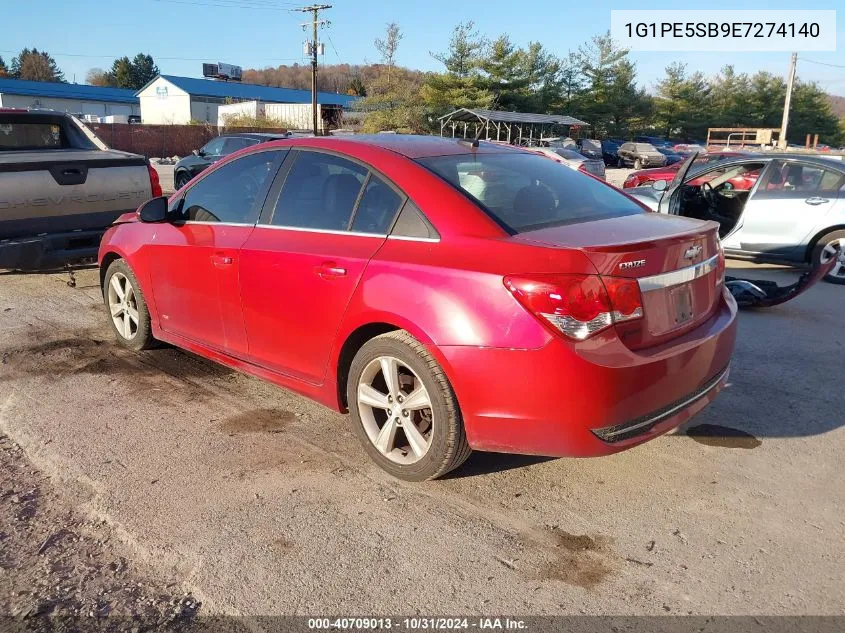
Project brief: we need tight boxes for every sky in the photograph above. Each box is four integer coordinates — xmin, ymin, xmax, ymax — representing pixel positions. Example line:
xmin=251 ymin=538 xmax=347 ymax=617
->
xmin=2 ymin=0 xmax=844 ymax=95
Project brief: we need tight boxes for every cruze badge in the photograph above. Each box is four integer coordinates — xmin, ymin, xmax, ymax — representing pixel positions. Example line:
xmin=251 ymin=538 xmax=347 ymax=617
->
xmin=619 ymin=259 xmax=646 ymax=270
xmin=683 ymin=245 xmax=703 ymax=259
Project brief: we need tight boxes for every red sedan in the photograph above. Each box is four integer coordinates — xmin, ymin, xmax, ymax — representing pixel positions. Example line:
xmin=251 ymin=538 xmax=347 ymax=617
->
xmin=622 ymin=151 xmax=750 ymax=189
xmin=98 ymin=136 xmax=737 ymax=481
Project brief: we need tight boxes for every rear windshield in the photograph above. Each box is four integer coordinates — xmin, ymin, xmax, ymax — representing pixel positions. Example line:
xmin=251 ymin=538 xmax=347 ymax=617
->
xmin=554 ymin=148 xmax=584 ymax=161
xmin=418 ymin=152 xmax=643 ymax=233
xmin=0 ymin=122 xmax=66 ymax=150
xmin=581 ymin=139 xmax=601 ymax=150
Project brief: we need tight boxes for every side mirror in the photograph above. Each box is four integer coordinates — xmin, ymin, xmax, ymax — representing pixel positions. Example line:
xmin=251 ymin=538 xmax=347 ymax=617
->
xmin=192 ymin=149 xmax=201 ymax=156
xmin=652 ymin=179 xmax=668 ymax=192
xmin=138 ymin=196 xmax=169 ymax=223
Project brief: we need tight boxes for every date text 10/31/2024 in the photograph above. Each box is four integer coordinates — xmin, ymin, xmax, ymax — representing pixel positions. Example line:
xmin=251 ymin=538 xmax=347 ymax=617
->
xmin=307 ymin=617 xmax=528 ymax=630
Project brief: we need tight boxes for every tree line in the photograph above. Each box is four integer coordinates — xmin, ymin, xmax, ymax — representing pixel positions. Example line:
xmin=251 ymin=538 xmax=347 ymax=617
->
xmin=0 ymin=49 xmax=158 ymax=90
xmin=334 ymin=23 xmax=843 ymax=145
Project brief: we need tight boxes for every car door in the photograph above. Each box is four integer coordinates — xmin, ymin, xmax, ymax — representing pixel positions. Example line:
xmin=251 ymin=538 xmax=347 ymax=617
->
xmin=239 ymin=149 xmax=405 ymax=384
xmin=736 ymin=160 xmax=844 ymax=258
xmin=146 ymin=148 xmax=285 ymax=355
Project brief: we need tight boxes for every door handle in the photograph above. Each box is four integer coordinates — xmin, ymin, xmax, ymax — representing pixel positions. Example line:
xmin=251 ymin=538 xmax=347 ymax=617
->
xmin=316 ymin=262 xmax=347 ymax=278
xmin=805 ymin=197 xmax=829 ymax=205
xmin=211 ymin=254 xmax=234 ymax=267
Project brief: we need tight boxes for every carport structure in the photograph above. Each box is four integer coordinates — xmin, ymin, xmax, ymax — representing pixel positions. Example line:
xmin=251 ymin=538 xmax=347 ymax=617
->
xmin=438 ymin=108 xmax=589 ymax=145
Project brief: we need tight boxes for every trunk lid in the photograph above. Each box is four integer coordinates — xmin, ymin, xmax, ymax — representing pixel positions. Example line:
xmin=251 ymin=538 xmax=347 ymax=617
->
xmin=513 ymin=213 xmax=724 ymax=349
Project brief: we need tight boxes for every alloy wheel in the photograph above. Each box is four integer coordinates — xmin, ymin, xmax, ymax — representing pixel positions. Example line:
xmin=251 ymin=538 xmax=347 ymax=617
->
xmin=107 ymin=272 xmax=140 ymax=340
xmin=356 ymin=355 xmax=433 ymax=465
xmin=820 ymin=238 xmax=845 ymax=280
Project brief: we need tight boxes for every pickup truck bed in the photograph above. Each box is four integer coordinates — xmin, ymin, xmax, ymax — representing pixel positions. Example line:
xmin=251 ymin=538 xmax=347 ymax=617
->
xmin=0 ymin=111 xmax=157 ymax=269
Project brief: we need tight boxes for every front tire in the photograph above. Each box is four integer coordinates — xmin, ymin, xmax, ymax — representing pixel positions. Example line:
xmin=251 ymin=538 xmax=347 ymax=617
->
xmin=634 ymin=158 xmax=642 ymax=170
xmin=347 ymin=331 xmax=471 ymax=481
xmin=103 ymin=259 xmax=157 ymax=350
xmin=812 ymin=230 xmax=845 ymax=285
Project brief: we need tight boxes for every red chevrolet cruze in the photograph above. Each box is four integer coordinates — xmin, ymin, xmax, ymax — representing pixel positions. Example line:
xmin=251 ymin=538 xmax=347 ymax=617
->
xmin=99 ymin=136 xmax=737 ymax=480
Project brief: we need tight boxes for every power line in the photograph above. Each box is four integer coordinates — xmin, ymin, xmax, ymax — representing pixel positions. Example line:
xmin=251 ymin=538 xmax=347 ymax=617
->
xmin=151 ymin=0 xmax=301 ymax=10
xmin=799 ymin=57 xmax=845 ymax=70
xmin=0 ymin=49 xmax=301 ymax=63
xmin=325 ymin=31 xmax=341 ymax=61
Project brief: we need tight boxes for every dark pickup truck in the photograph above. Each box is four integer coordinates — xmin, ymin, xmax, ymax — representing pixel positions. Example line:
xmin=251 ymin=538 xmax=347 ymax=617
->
xmin=0 ymin=109 xmax=159 ymax=270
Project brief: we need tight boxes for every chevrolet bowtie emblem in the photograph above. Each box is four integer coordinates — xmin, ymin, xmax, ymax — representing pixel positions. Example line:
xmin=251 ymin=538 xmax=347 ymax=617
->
xmin=683 ymin=245 xmax=703 ymax=259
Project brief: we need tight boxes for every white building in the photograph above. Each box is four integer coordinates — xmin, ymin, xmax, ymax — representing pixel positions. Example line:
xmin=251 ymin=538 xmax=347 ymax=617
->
xmin=136 ymin=74 xmax=357 ymax=125
xmin=0 ymin=78 xmax=139 ymax=117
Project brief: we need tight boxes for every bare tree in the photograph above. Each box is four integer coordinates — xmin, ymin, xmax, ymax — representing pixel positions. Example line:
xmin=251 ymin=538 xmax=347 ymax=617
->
xmin=374 ymin=22 xmax=402 ymax=85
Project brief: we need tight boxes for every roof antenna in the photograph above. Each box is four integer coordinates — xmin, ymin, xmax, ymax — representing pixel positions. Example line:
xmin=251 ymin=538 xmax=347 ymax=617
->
xmin=457 ymin=125 xmax=483 ymax=149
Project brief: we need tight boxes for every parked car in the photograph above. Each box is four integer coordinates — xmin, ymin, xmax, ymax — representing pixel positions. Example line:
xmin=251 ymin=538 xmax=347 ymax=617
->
xmin=600 ymin=139 xmax=622 ymax=166
xmin=616 ymin=142 xmax=667 ymax=169
xmin=99 ymin=136 xmax=738 ymax=480
xmin=634 ymin=135 xmax=671 ymax=148
xmin=626 ymin=153 xmax=845 ymax=284
xmin=657 ymin=147 xmax=684 ymax=165
xmin=576 ymin=138 xmax=603 ymax=161
xmin=173 ymin=132 xmax=291 ymax=190
xmin=530 ymin=146 xmax=606 ymax=180
xmin=674 ymin=143 xmax=705 ymax=155
xmin=0 ymin=109 xmax=160 ymax=270
xmin=622 ymin=151 xmax=750 ymax=189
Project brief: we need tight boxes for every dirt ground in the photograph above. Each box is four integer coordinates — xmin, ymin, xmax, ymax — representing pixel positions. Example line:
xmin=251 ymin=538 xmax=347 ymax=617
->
xmin=0 ymin=261 xmax=842 ymax=622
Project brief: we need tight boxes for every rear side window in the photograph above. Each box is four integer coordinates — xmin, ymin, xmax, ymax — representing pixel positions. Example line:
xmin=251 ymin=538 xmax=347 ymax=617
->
xmin=418 ymin=153 xmax=642 ymax=233
xmin=0 ymin=122 xmax=65 ymax=150
xmin=350 ymin=175 xmax=403 ymax=234
xmin=174 ymin=150 xmax=283 ymax=224
xmin=223 ymin=137 xmax=258 ymax=154
xmin=272 ymin=151 xmax=367 ymax=231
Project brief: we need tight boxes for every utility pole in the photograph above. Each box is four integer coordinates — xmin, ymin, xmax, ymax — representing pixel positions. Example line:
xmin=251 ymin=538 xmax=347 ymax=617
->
xmin=779 ymin=52 xmax=797 ymax=149
xmin=296 ymin=4 xmax=331 ymax=136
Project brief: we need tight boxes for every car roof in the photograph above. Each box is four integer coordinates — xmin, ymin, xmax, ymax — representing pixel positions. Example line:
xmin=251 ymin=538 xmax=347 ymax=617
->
xmin=267 ymin=134 xmax=527 ymax=159
xmin=223 ymin=132 xmax=291 ymax=140
xmin=705 ymin=152 xmax=845 ymax=170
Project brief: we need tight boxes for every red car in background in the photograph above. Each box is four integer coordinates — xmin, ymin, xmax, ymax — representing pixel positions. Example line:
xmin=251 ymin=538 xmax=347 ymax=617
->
xmin=623 ymin=151 xmax=749 ymax=189
xmin=99 ymin=136 xmax=737 ymax=481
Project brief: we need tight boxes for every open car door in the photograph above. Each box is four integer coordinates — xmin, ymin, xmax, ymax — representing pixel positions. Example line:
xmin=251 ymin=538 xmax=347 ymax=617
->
xmin=658 ymin=152 xmax=698 ymax=215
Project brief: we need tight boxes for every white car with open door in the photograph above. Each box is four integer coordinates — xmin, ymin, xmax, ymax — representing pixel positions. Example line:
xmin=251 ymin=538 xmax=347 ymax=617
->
xmin=627 ymin=153 xmax=844 ymax=304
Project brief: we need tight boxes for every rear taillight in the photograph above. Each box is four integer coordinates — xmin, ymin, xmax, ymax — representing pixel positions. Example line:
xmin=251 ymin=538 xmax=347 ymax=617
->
xmin=147 ymin=163 xmax=162 ymax=197
xmin=504 ymin=274 xmax=643 ymax=341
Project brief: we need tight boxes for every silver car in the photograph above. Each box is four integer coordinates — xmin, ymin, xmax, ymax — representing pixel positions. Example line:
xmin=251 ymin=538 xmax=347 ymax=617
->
xmin=627 ymin=153 xmax=845 ymax=284
xmin=530 ymin=147 xmax=606 ymax=180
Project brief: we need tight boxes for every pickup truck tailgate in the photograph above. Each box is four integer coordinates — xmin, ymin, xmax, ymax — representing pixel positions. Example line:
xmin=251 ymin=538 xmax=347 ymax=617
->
xmin=0 ymin=149 xmax=151 ymax=239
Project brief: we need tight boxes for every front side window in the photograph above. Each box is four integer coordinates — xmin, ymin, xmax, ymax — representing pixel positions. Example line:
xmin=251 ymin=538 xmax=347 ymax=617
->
xmin=272 ymin=151 xmax=367 ymax=231
xmin=200 ymin=136 xmax=226 ymax=157
xmin=173 ymin=150 xmax=283 ymax=224
xmin=418 ymin=152 xmax=643 ymax=233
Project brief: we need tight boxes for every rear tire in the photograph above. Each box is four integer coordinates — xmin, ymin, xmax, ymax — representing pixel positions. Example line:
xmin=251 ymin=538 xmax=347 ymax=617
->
xmin=103 ymin=259 xmax=158 ymax=350
xmin=347 ymin=331 xmax=471 ymax=481
xmin=811 ymin=230 xmax=845 ymax=285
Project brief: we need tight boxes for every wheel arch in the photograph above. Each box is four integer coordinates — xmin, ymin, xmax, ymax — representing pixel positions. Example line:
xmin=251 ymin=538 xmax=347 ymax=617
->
xmin=805 ymin=225 xmax=845 ymax=262
xmin=99 ymin=250 xmax=124 ymax=295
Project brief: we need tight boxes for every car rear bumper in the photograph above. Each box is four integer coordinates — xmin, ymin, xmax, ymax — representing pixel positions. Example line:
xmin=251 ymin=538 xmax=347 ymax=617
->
xmin=0 ymin=229 xmax=103 ymax=270
xmin=435 ymin=287 xmax=738 ymax=457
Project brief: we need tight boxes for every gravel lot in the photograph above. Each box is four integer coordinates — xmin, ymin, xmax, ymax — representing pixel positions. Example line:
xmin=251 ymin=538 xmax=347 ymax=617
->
xmin=0 ymin=251 xmax=842 ymax=620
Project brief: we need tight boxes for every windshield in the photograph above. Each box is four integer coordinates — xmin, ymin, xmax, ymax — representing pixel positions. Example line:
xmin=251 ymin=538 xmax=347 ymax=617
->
xmin=635 ymin=143 xmax=657 ymax=152
xmin=581 ymin=139 xmax=601 ymax=150
xmin=417 ymin=152 xmax=643 ymax=233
